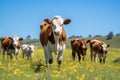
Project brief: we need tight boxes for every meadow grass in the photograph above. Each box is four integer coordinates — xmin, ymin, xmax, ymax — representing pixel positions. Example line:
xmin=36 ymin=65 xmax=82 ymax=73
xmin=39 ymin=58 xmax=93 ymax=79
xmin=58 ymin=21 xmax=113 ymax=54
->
xmin=0 ymin=48 xmax=120 ymax=80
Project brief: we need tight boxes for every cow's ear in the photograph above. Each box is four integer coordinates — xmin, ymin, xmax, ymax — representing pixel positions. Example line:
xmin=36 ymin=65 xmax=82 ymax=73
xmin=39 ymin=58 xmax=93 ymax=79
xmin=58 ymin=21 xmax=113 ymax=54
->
xmin=9 ymin=37 xmax=13 ymax=40
xmin=63 ymin=19 xmax=71 ymax=25
xmin=107 ymin=44 xmax=110 ymax=47
xmin=19 ymin=38 xmax=23 ymax=41
xmin=1 ymin=38 xmax=5 ymax=42
xmin=40 ymin=25 xmax=43 ymax=30
xmin=44 ymin=18 xmax=52 ymax=24
xmin=71 ymin=39 xmax=75 ymax=44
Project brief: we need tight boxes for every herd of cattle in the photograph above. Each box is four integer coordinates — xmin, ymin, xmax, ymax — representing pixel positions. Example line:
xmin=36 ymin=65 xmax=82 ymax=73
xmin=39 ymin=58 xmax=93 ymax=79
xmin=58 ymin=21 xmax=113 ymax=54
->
xmin=0 ymin=16 xmax=110 ymax=68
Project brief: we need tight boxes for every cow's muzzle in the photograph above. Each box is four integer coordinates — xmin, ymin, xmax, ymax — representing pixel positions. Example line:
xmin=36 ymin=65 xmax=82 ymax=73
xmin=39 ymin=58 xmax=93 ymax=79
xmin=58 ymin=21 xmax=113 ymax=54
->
xmin=54 ymin=31 xmax=60 ymax=36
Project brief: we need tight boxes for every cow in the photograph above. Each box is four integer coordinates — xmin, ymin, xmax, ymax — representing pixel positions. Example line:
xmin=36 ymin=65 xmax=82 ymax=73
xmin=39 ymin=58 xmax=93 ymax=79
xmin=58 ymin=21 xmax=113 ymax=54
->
xmin=87 ymin=39 xmax=110 ymax=64
xmin=21 ymin=44 xmax=35 ymax=60
xmin=1 ymin=36 xmax=23 ymax=60
xmin=40 ymin=16 xmax=71 ymax=68
xmin=71 ymin=38 xmax=88 ymax=61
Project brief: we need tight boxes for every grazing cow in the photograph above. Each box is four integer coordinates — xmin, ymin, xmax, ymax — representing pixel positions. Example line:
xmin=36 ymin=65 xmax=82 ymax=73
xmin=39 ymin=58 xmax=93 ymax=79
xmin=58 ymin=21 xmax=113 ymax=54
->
xmin=21 ymin=44 xmax=35 ymax=60
xmin=71 ymin=38 xmax=88 ymax=61
xmin=1 ymin=36 xmax=23 ymax=60
xmin=87 ymin=39 xmax=110 ymax=64
xmin=40 ymin=16 xmax=71 ymax=68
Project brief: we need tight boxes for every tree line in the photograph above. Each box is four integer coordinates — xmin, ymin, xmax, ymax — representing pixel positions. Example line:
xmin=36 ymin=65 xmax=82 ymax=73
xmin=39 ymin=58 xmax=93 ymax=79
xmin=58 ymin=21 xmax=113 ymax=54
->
xmin=68 ymin=32 xmax=120 ymax=40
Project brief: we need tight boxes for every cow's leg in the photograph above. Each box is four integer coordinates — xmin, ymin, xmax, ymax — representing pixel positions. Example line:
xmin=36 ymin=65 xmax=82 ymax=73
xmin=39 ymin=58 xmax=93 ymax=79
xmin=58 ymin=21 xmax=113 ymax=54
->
xmin=103 ymin=53 xmax=106 ymax=64
xmin=103 ymin=58 xmax=106 ymax=64
xmin=98 ymin=53 xmax=102 ymax=63
xmin=44 ymin=46 xmax=53 ymax=68
xmin=7 ymin=49 xmax=12 ymax=60
xmin=15 ymin=49 xmax=19 ymax=60
xmin=10 ymin=53 xmax=13 ymax=60
xmin=72 ymin=51 xmax=76 ymax=61
xmin=2 ymin=50 xmax=5 ymax=60
xmin=27 ymin=56 xmax=29 ymax=60
xmin=94 ymin=52 xmax=97 ymax=63
xmin=57 ymin=51 xmax=63 ymax=69
xmin=77 ymin=52 xmax=81 ymax=62
xmin=57 ymin=44 xmax=66 ymax=69
xmin=90 ymin=49 xmax=93 ymax=62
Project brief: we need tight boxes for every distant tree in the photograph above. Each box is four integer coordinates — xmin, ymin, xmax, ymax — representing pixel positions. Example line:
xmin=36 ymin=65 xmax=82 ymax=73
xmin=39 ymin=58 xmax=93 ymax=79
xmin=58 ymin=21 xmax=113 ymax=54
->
xmin=68 ymin=35 xmax=83 ymax=39
xmin=68 ymin=35 xmax=75 ymax=39
xmin=116 ymin=33 xmax=120 ymax=36
xmin=94 ymin=35 xmax=102 ymax=37
xmin=88 ymin=35 xmax=92 ymax=38
xmin=106 ymin=32 xmax=114 ymax=40
xmin=26 ymin=35 xmax=31 ymax=39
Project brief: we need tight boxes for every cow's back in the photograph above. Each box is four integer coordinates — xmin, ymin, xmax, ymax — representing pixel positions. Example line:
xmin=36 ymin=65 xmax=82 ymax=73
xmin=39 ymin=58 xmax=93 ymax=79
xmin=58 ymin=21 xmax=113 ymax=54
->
xmin=1 ymin=37 xmax=13 ymax=50
xmin=90 ymin=40 xmax=103 ymax=53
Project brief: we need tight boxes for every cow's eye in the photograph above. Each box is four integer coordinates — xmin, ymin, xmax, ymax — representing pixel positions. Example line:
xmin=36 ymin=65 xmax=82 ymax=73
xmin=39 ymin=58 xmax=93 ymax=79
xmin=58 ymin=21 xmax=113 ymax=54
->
xmin=60 ymin=24 xmax=63 ymax=27
xmin=44 ymin=24 xmax=46 ymax=26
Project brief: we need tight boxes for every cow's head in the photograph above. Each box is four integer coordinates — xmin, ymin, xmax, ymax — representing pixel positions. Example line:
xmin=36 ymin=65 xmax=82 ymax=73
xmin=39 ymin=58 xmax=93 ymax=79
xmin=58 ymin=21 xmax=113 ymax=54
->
xmin=52 ymin=16 xmax=71 ymax=38
xmin=9 ymin=36 xmax=23 ymax=49
xmin=102 ymin=43 xmax=110 ymax=54
xmin=29 ymin=45 xmax=35 ymax=53
xmin=79 ymin=39 xmax=88 ymax=56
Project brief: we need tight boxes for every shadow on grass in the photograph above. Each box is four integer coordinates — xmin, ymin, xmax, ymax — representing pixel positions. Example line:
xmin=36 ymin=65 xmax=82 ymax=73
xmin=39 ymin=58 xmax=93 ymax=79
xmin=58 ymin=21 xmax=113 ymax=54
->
xmin=113 ymin=57 xmax=120 ymax=64
xmin=31 ymin=60 xmax=46 ymax=73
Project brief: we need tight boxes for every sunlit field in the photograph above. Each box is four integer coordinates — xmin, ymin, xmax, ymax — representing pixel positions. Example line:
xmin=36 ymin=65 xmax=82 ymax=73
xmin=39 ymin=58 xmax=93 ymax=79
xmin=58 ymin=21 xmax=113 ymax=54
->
xmin=0 ymin=48 xmax=120 ymax=80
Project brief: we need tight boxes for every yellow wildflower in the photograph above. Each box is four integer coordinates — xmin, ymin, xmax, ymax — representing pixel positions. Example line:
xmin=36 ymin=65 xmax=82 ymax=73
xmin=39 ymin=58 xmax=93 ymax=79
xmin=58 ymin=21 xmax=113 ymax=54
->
xmin=80 ymin=73 xmax=86 ymax=80
xmin=94 ymin=76 xmax=98 ymax=80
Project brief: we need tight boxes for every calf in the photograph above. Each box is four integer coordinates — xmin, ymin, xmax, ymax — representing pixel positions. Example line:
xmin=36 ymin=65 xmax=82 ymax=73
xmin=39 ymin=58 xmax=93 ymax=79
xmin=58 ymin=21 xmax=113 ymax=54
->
xmin=21 ymin=44 xmax=35 ymax=60
xmin=1 ymin=36 xmax=23 ymax=60
xmin=87 ymin=39 xmax=110 ymax=64
xmin=71 ymin=38 xmax=88 ymax=61
xmin=40 ymin=16 xmax=71 ymax=68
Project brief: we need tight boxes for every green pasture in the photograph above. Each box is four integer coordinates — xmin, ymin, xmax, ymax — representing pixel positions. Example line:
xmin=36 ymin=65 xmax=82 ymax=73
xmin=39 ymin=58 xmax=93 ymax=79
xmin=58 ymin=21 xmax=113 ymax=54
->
xmin=0 ymin=48 xmax=120 ymax=80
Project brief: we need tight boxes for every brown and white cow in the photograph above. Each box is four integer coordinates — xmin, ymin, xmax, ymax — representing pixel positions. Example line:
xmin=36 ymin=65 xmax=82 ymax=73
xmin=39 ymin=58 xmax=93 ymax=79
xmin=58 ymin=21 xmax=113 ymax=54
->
xmin=40 ymin=16 xmax=71 ymax=68
xmin=71 ymin=38 xmax=88 ymax=61
xmin=1 ymin=36 xmax=23 ymax=60
xmin=87 ymin=39 xmax=110 ymax=64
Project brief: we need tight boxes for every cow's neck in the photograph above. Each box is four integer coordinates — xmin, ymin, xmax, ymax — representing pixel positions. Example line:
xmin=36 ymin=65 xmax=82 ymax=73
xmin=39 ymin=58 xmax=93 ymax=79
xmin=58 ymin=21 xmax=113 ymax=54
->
xmin=48 ymin=33 xmax=62 ymax=54
xmin=48 ymin=32 xmax=55 ymax=44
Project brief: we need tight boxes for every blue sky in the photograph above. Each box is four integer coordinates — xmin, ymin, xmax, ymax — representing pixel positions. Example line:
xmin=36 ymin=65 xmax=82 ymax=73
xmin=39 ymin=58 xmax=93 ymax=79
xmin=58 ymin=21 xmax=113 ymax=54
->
xmin=0 ymin=0 xmax=120 ymax=39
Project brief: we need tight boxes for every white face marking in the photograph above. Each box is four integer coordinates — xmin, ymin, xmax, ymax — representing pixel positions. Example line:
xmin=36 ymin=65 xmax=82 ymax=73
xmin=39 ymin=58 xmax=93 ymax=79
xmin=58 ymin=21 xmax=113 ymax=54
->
xmin=12 ymin=36 xmax=19 ymax=47
xmin=29 ymin=45 xmax=35 ymax=52
xmin=102 ymin=43 xmax=107 ymax=51
xmin=52 ymin=16 xmax=64 ymax=37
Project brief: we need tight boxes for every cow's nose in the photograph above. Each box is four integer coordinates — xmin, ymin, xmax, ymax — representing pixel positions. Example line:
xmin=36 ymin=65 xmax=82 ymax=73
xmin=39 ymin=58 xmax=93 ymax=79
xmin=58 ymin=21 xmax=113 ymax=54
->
xmin=13 ymin=44 xmax=16 ymax=47
xmin=54 ymin=31 xmax=60 ymax=35
xmin=84 ymin=48 xmax=87 ymax=50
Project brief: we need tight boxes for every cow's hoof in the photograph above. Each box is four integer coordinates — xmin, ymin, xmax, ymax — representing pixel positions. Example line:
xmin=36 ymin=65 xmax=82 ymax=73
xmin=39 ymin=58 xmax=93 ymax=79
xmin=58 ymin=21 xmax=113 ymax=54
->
xmin=49 ymin=59 xmax=53 ymax=64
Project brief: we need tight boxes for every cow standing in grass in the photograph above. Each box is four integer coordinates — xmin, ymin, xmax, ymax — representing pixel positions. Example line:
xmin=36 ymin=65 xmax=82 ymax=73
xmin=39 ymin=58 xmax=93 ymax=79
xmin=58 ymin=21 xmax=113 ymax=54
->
xmin=40 ymin=16 xmax=71 ymax=68
xmin=71 ymin=38 xmax=88 ymax=61
xmin=1 ymin=36 xmax=23 ymax=60
xmin=21 ymin=44 xmax=35 ymax=60
xmin=87 ymin=39 xmax=110 ymax=64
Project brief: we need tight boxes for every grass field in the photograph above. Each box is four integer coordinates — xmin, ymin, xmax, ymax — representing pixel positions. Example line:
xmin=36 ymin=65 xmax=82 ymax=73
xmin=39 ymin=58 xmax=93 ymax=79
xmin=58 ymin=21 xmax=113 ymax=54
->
xmin=0 ymin=48 xmax=120 ymax=80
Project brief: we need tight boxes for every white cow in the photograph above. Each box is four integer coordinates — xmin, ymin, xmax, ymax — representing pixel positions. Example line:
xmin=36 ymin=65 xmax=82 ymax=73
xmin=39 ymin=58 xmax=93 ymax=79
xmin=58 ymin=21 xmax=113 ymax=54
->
xmin=21 ymin=44 xmax=35 ymax=60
